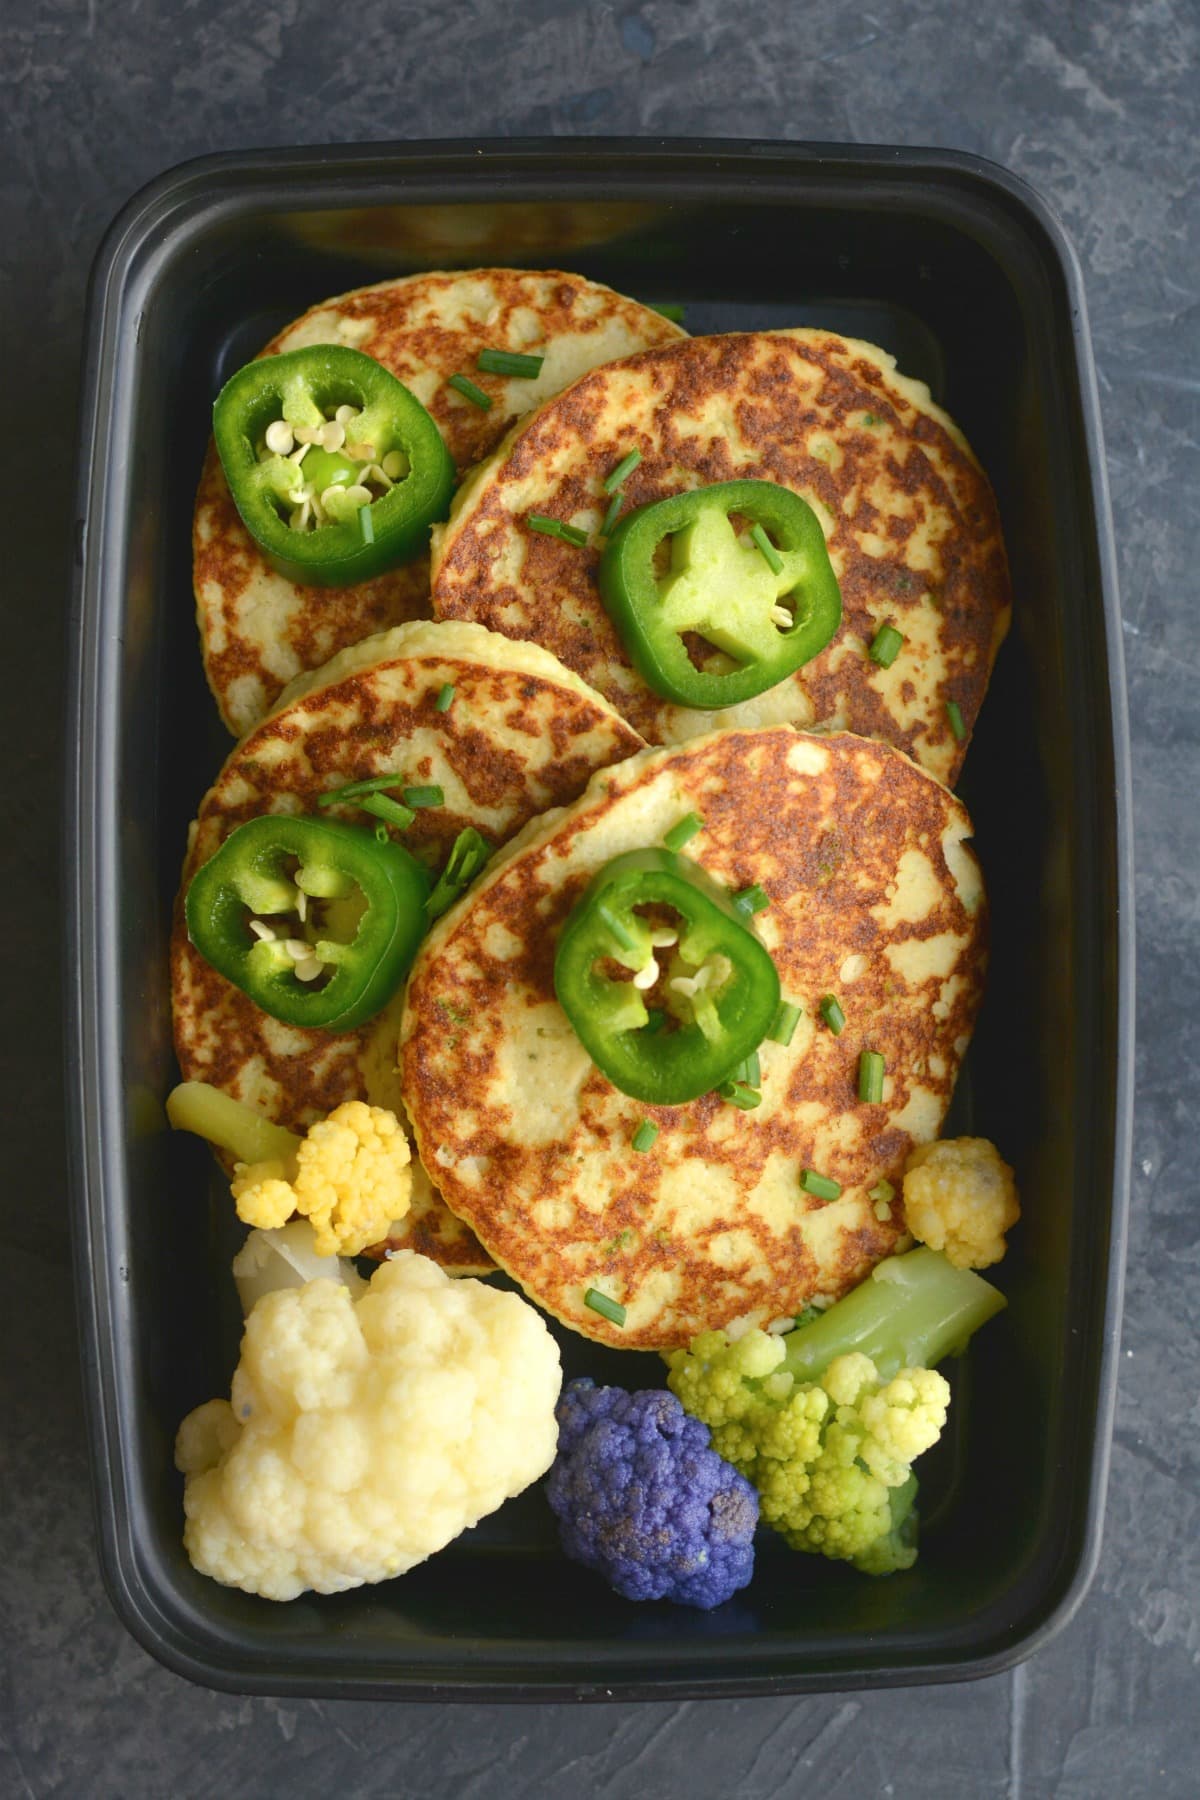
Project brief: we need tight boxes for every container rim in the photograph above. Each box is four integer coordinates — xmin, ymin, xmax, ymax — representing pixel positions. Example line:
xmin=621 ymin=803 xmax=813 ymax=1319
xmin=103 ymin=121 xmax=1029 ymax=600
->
xmin=65 ymin=135 xmax=1133 ymax=1700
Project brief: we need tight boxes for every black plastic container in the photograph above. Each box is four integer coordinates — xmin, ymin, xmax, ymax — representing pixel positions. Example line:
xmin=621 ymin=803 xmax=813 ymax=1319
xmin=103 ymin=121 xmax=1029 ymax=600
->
xmin=66 ymin=139 xmax=1132 ymax=1699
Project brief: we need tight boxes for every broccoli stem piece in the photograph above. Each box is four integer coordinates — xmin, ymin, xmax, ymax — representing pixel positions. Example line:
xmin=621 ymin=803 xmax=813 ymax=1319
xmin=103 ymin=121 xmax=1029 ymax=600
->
xmin=781 ymin=1247 xmax=1006 ymax=1383
xmin=166 ymin=1080 xmax=301 ymax=1169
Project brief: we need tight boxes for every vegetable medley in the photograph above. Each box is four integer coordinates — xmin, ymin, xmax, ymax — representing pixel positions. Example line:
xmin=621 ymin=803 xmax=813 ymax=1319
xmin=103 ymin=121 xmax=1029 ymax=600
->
xmin=169 ymin=269 xmax=1020 ymax=1607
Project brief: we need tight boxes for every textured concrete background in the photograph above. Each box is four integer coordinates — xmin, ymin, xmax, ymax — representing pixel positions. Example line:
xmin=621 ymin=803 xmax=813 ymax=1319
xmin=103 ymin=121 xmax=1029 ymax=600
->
xmin=2 ymin=0 xmax=1196 ymax=1794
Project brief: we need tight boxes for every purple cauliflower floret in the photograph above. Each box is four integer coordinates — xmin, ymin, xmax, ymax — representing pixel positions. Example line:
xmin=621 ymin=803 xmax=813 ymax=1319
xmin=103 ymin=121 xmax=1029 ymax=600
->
xmin=545 ymin=1378 xmax=759 ymax=1609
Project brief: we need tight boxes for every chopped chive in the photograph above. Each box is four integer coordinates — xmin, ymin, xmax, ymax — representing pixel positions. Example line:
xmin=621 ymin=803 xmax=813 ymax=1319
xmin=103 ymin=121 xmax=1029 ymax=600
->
xmin=819 ymin=994 xmax=846 ymax=1035
xmin=869 ymin=623 xmax=905 ymax=668
xmin=435 ymin=682 xmax=456 ymax=712
xmin=447 ymin=372 xmax=492 ymax=410
xmin=799 ymin=1168 xmax=842 ymax=1201
xmin=862 ymin=412 xmax=882 ymax=427
xmin=749 ymin=522 xmax=784 ymax=575
xmin=603 ymin=449 xmax=643 ymax=494
xmin=650 ymin=302 xmax=686 ymax=323
xmin=632 ymin=1119 xmax=659 ymax=1153
xmin=584 ymin=1287 xmax=626 ymax=1327
xmin=374 ymin=823 xmax=389 ymax=844
xmin=477 ymin=348 xmax=545 ymax=379
xmin=868 ymin=1179 xmax=896 ymax=1205
xmin=317 ymin=771 xmax=407 ymax=807
xmin=601 ymin=492 xmax=624 ymax=537
xmin=733 ymin=883 xmax=770 ymax=916
xmin=663 ymin=811 xmax=704 ymax=852
xmin=729 ymin=1049 xmax=761 ymax=1088
xmin=858 ymin=1050 xmax=885 ymax=1105
xmin=360 ymin=791 xmax=416 ymax=831
xmin=358 ymin=503 xmax=375 ymax=545
xmin=527 ymin=513 xmax=589 ymax=547
xmin=718 ymin=1080 xmax=762 ymax=1110
xmin=767 ymin=1000 xmax=802 ymax=1046
xmin=946 ymin=699 xmax=967 ymax=743
xmin=426 ymin=827 xmax=492 ymax=919
xmin=402 ymin=784 xmax=444 ymax=809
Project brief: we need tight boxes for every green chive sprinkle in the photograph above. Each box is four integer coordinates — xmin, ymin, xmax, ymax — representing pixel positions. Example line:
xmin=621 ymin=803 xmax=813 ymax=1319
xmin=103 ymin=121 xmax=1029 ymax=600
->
xmin=374 ymin=823 xmax=389 ymax=844
xmin=650 ymin=302 xmax=686 ymax=324
xmin=403 ymin=784 xmax=444 ymax=809
xmin=527 ymin=514 xmax=589 ymax=547
xmin=731 ymin=1048 xmax=761 ymax=1088
xmin=749 ymin=522 xmax=784 ymax=575
xmin=317 ymin=771 xmax=407 ymax=807
xmin=584 ymin=1287 xmax=626 ymax=1327
xmin=603 ymin=449 xmax=642 ymax=494
xmin=663 ymin=812 xmax=704 ymax=852
xmin=819 ymin=994 xmax=846 ymax=1035
xmin=868 ymin=1179 xmax=895 ymax=1205
xmin=632 ymin=1119 xmax=659 ymax=1153
xmin=733 ymin=883 xmax=770 ymax=916
xmin=447 ymin=373 xmax=492 ymax=410
xmin=799 ymin=1168 xmax=842 ymax=1201
xmin=869 ymin=623 xmax=905 ymax=669
xmin=360 ymin=792 xmax=416 ymax=831
xmin=601 ymin=492 xmax=624 ymax=537
xmin=435 ymin=683 xmax=456 ymax=712
xmin=358 ymin=503 xmax=375 ymax=545
xmin=858 ymin=1049 xmax=885 ymax=1105
xmin=946 ymin=699 xmax=967 ymax=742
xmin=718 ymin=1080 xmax=762 ymax=1110
xmin=767 ymin=1000 xmax=802 ymax=1046
xmin=477 ymin=348 xmax=545 ymax=379
xmin=426 ymin=827 xmax=492 ymax=919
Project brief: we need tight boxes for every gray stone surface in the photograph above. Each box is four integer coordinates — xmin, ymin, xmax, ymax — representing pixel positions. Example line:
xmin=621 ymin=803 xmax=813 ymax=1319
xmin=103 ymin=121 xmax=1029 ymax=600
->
xmin=1 ymin=0 xmax=1196 ymax=1793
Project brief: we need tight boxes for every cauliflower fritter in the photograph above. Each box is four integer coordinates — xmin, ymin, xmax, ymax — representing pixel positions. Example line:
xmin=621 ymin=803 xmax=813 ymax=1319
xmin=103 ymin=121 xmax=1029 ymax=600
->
xmin=901 ymin=1136 xmax=1020 ymax=1270
xmin=175 ymin=1252 xmax=562 ymax=1600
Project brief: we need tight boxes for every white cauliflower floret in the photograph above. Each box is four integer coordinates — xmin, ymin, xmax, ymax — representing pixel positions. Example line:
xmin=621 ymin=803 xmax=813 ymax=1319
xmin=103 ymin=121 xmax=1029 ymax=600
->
xmin=231 ymin=1100 xmax=412 ymax=1257
xmin=901 ymin=1136 xmax=1020 ymax=1270
xmin=175 ymin=1252 xmax=562 ymax=1600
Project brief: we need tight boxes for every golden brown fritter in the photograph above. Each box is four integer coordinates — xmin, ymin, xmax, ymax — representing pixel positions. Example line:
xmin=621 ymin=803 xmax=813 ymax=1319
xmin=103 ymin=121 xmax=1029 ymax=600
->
xmin=430 ymin=331 xmax=1011 ymax=785
xmin=171 ymin=620 xmax=645 ymax=1274
xmin=400 ymin=728 xmax=987 ymax=1342
xmin=193 ymin=269 xmax=685 ymax=735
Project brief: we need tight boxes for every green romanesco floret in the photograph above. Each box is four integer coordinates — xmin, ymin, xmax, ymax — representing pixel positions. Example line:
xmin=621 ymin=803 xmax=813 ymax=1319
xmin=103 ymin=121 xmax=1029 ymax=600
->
xmin=666 ymin=1248 xmax=1005 ymax=1575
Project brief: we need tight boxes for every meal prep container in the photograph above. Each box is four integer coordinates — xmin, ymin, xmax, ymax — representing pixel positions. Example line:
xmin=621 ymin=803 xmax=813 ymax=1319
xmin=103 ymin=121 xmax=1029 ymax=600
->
xmin=66 ymin=138 xmax=1132 ymax=1699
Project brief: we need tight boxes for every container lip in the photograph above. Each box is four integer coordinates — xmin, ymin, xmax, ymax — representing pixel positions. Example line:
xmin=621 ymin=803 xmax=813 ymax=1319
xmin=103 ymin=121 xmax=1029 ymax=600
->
xmin=68 ymin=135 xmax=1133 ymax=1699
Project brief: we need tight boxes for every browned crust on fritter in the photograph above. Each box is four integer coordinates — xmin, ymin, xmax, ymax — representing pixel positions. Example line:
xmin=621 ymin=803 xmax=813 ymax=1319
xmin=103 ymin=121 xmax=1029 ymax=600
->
xmin=400 ymin=729 xmax=987 ymax=1345
xmin=193 ymin=270 xmax=684 ymax=734
xmin=194 ymin=443 xmax=431 ymax=735
xmin=431 ymin=332 xmax=1012 ymax=784
xmin=170 ymin=638 xmax=644 ymax=1273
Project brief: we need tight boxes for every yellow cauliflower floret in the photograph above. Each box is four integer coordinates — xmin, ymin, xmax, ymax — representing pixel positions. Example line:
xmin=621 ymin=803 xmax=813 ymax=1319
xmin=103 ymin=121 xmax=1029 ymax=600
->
xmin=231 ymin=1164 xmax=296 ymax=1232
xmin=174 ymin=1252 xmax=563 ymax=1601
xmin=231 ymin=1101 xmax=413 ymax=1257
xmin=902 ymin=1136 xmax=1020 ymax=1269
